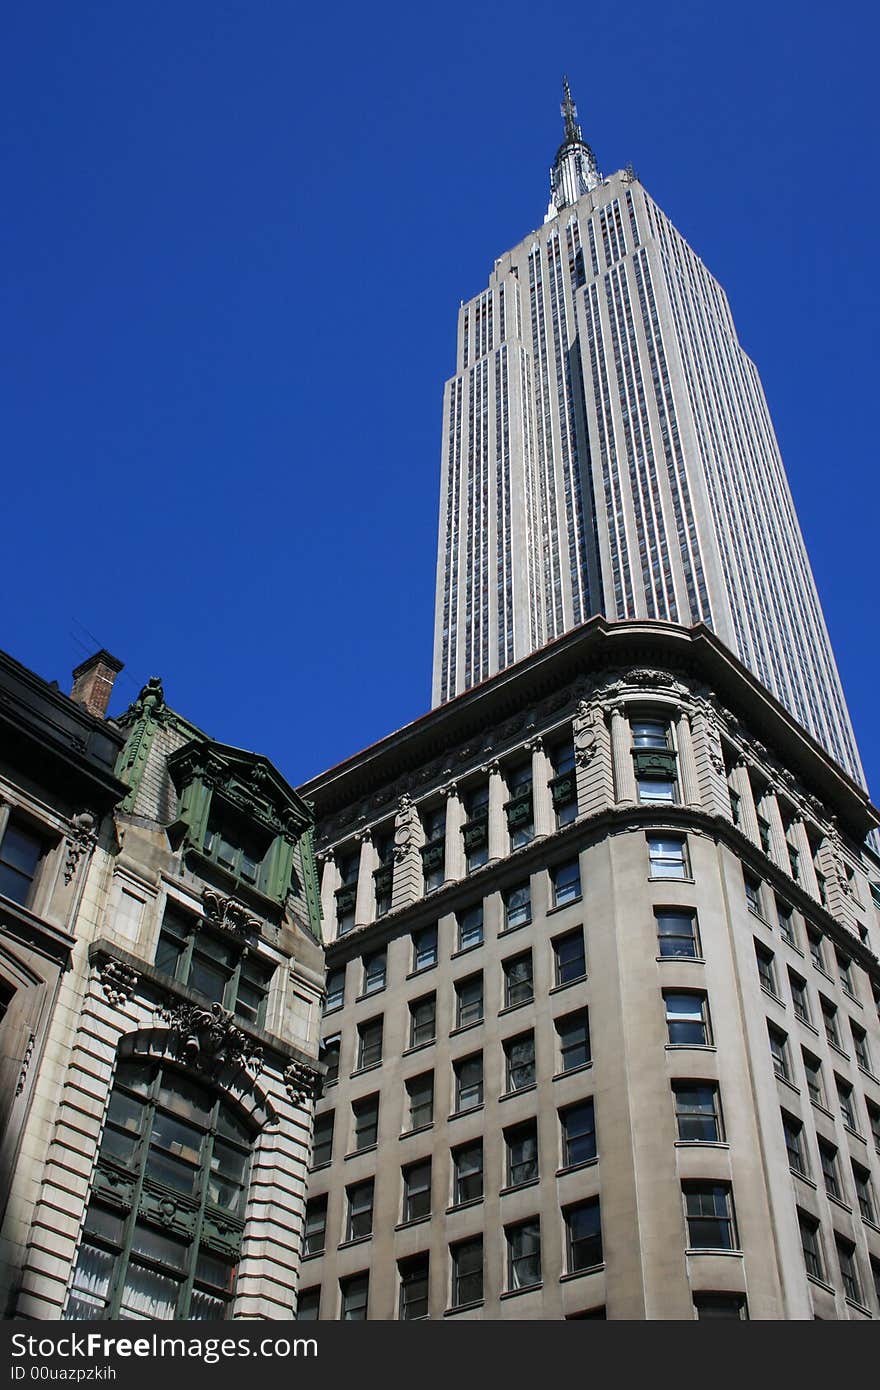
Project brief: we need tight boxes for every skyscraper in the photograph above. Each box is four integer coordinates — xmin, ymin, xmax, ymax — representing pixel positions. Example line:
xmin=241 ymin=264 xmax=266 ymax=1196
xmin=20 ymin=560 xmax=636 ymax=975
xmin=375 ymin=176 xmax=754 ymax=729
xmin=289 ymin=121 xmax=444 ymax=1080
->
xmin=432 ymin=80 xmax=863 ymax=788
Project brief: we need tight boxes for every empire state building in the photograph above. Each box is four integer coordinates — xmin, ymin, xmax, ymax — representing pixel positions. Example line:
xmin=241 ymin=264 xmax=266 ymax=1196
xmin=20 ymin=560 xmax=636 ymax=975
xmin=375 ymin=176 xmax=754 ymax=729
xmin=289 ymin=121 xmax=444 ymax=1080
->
xmin=432 ymin=80 xmax=863 ymax=787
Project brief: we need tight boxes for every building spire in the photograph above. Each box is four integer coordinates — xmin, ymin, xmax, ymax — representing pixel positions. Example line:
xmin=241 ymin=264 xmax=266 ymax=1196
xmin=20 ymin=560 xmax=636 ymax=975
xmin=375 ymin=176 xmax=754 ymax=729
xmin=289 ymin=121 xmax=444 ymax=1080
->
xmin=546 ymin=75 xmax=600 ymax=221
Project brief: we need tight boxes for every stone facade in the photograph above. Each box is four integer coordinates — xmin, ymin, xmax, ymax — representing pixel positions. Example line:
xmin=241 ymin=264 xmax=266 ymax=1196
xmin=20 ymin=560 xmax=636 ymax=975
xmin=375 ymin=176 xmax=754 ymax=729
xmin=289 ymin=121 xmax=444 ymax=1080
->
xmin=301 ymin=618 xmax=880 ymax=1320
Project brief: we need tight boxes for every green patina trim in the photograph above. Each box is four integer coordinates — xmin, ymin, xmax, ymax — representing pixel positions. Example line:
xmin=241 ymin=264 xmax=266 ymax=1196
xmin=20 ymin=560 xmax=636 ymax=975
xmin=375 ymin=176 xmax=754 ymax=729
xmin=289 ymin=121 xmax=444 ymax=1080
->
xmin=115 ymin=678 xmax=166 ymax=812
xmin=505 ymin=791 xmax=534 ymax=829
xmin=632 ymin=748 xmax=678 ymax=779
xmin=549 ymin=771 xmax=577 ymax=807
xmin=335 ymin=883 xmax=357 ymax=915
xmin=462 ymin=814 xmax=488 ymax=851
xmin=298 ymin=825 xmax=322 ymax=939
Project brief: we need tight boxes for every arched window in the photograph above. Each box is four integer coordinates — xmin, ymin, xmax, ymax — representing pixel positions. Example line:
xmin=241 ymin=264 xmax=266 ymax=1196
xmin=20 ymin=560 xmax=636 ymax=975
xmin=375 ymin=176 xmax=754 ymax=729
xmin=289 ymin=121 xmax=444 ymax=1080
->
xmin=65 ymin=1060 xmax=256 ymax=1321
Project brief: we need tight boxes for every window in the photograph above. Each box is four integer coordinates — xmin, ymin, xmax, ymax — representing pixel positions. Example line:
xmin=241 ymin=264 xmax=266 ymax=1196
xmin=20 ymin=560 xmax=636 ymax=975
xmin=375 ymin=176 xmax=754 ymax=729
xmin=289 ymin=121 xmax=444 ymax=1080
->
xmin=452 ymin=1141 xmax=483 ymax=1205
xmin=409 ymin=994 xmax=436 ymax=1049
xmin=852 ymin=1023 xmax=872 ymax=1073
xmin=463 ymin=784 xmax=489 ymax=872
xmin=729 ymin=788 xmax=741 ymax=826
xmin=63 ymin=1061 xmax=253 ymax=1321
xmin=564 ymin=1198 xmax=602 ymax=1272
xmin=637 ymin=774 xmax=677 ymax=805
xmin=656 ymin=910 xmax=700 ymax=959
xmin=398 ymin=1255 xmax=429 ymax=1320
xmin=665 ymin=992 xmax=711 ymax=1046
xmin=757 ymin=816 xmax=771 ymax=855
xmin=777 ymin=901 xmax=796 ymax=948
xmin=506 ymin=1219 xmax=541 ymax=1290
xmin=296 ymin=1288 xmax=319 ymax=1320
xmin=853 ymin=1163 xmax=877 ymax=1223
xmin=304 ymin=1197 xmax=327 ymax=1256
xmin=334 ymin=853 xmax=359 ymax=936
xmin=836 ymin=952 xmax=856 ymax=998
xmin=555 ymin=1010 xmax=591 ymax=1072
xmin=682 ymin=1183 xmax=736 ymax=1251
xmin=405 ymin=1072 xmax=433 ymax=1130
xmin=550 ymin=740 xmax=578 ymax=827
xmin=324 ymin=967 xmax=345 ymax=1013
xmin=202 ymin=815 xmax=268 ymax=888
xmin=798 ymin=1212 xmax=824 ymax=1280
xmin=402 ymin=1160 xmax=432 ymax=1222
xmin=818 ymin=1140 xmax=841 ymax=1200
xmin=836 ymin=1077 xmax=857 ymax=1131
xmin=504 ymin=1032 xmax=536 ymax=1092
xmin=694 ymin=1294 xmax=748 ymax=1320
xmin=807 ymin=928 xmax=825 ymax=972
xmin=362 ymin=950 xmax=386 ymax=996
xmin=821 ymin=999 xmax=841 ymax=1049
xmin=503 ymin=951 xmax=534 ymax=1008
xmin=451 ymin=1237 xmax=483 ymax=1308
xmin=457 ymin=904 xmax=483 ymax=952
xmin=357 ymin=1018 xmax=383 ymax=1070
xmin=553 ymin=928 xmax=586 ymax=984
xmin=768 ymin=1024 xmax=791 ymax=1082
xmin=755 ymin=946 xmax=778 ymax=998
xmin=744 ymin=873 xmax=762 ymax=916
xmin=836 ymin=1237 xmax=862 ymax=1304
xmin=551 ymin=859 xmax=581 ymax=907
xmin=631 ymin=717 xmax=670 ymax=749
xmin=374 ymin=837 xmax=393 ymax=917
xmin=802 ymin=1051 xmax=824 ymax=1108
xmin=340 ymin=1273 xmax=368 ymax=1320
xmin=504 ymin=881 xmax=531 ymax=930
xmin=321 ymin=1036 xmax=340 ymax=1085
xmin=648 ymin=836 xmax=689 ymax=879
xmin=782 ymin=1112 xmax=809 ymax=1177
xmin=455 ymin=973 xmax=483 ymax=1029
xmin=154 ymin=911 xmax=274 ymax=1029
xmin=311 ymin=1111 xmax=334 ymax=1167
xmin=352 ymin=1095 xmax=379 ymax=1151
xmin=672 ymin=1082 xmax=723 ymax=1142
xmin=506 ymin=762 xmax=534 ymax=849
xmin=412 ymin=925 xmax=438 ymax=972
xmin=453 ymin=1053 xmax=483 ymax=1112
xmin=505 ymin=1120 xmax=538 ymax=1187
xmin=873 ymin=1256 xmax=880 ymax=1306
xmin=346 ymin=1180 xmax=374 ymax=1242
xmin=788 ymin=972 xmax=810 ymax=1024
xmin=561 ymin=1099 xmax=597 ymax=1166
xmin=421 ymin=808 xmax=446 ymax=893
xmin=868 ymin=1101 xmax=880 ymax=1152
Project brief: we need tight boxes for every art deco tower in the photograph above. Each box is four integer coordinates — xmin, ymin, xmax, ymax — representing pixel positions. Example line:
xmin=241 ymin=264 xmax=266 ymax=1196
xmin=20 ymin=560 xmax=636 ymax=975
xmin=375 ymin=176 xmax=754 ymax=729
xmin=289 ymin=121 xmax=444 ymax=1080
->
xmin=432 ymin=80 xmax=863 ymax=787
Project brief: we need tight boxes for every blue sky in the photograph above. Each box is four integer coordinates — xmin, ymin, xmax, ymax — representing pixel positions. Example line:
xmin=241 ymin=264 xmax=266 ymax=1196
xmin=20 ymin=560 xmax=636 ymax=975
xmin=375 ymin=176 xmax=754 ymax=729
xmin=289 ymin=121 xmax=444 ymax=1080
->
xmin=2 ymin=1 xmax=879 ymax=798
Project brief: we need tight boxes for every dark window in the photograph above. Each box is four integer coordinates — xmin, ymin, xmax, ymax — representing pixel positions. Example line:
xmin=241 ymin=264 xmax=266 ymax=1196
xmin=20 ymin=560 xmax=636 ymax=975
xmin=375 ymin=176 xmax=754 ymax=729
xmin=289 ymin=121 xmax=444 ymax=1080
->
xmin=551 ymin=860 xmax=581 ymax=907
xmin=798 ymin=1212 xmax=823 ymax=1280
xmin=564 ymin=1199 xmax=602 ymax=1272
xmin=405 ymin=1072 xmax=433 ymax=1130
xmin=553 ymin=929 xmax=586 ymax=984
xmin=346 ymin=1180 xmax=374 ymax=1241
xmin=296 ymin=1288 xmax=319 ymax=1320
xmin=506 ymin=1219 xmax=541 ymax=1290
xmin=802 ymin=1051 xmax=824 ymax=1108
xmin=454 ymin=973 xmax=483 ymax=1029
xmin=454 ymin=1053 xmax=483 ymax=1112
xmin=452 ymin=1141 xmax=483 ymax=1204
xmin=665 ymin=992 xmax=710 ymax=1046
xmin=321 ymin=1035 xmax=340 ymax=1085
xmin=304 ymin=1197 xmax=327 ymax=1255
xmin=682 ymin=1183 xmax=736 ymax=1250
xmin=818 ymin=1141 xmax=840 ymax=1200
xmin=505 ymin=1120 xmax=538 ymax=1187
xmin=561 ymin=1099 xmax=597 ymax=1166
xmin=788 ymin=972 xmax=810 ymax=1024
xmin=457 ymin=904 xmax=484 ymax=951
xmin=756 ymin=944 xmax=778 ymax=996
xmin=324 ymin=967 xmax=345 ymax=1013
xmin=409 ymin=994 xmax=436 ymax=1048
xmin=353 ymin=1095 xmax=379 ymax=1151
xmin=451 ymin=1237 xmax=483 ymax=1308
xmin=362 ymin=950 xmax=386 ymax=995
xmin=768 ymin=1025 xmax=790 ymax=1082
xmin=340 ymin=1273 xmax=369 ymax=1320
xmin=412 ymin=926 xmax=438 ymax=972
xmin=556 ymin=1011 xmax=591 ymax=1072
xmin=672 ymin=1082 xmax=722 ymax=1142
xmin=807 ymin=929 xmax=825 ymax=972
xmin=504 ymin=1032 xmax=535 ymax=1092
xmin=504 ymin=882 xmax=531 ymax=930
xmin=694 ymin=1294 xmax=748 ymax=1320
xmin=503 ymin=951 xmax=534 ymax=1008
xmin=776 ymin=901 xmax=796 ymax=948
xmin=836 ymin=1238 xmax=862 ymax=1304
xmin=853 ymin=1163 xmax=876 ymax=1223
xmin=398 ymin=1255 xmax=429 ymax=1321
xmin=0 ymin=822 xmax=45 ymax=906
xmin=311 ymin=1111 xmax=334 ymax=1167
xmin=357 ymin=1018 xmax=383 ymax=1069
xmin=631 ymin=718 xmax=669 ymax=749
xmin=836 ymin=1077 xmax=857 ymax=1131
xmin=782 ymin=1112 xmax=809 ymax=1177
xmin=154 ymin=910 xmax=273 ymax=1029
xmin=648 ymin=836 xmax=689 ymax=879
xmin=744 ymin=874 xmax=762 ymax=916
xmin=656 ymin=909 xmax=700 ymax=958
xmin=852 ymin=1023 xmax=871 ymax=1073
xmin=402 ymin=1160 xmax=431 ymax=1222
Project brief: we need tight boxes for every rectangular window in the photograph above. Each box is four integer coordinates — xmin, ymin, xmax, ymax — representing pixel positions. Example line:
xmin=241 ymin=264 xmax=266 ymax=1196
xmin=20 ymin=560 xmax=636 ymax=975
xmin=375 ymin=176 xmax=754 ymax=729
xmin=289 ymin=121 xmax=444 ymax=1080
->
xmin=656 ymin=910 xmax=700 ymax=958
xmin=412 ymin=925 xmax=438 ymax=972
xmin=402 ymin=1160 xmax=432 ymax=1223
xmin=503 ymin=951 xmax=534 ymax=1008
xmin=836 ymin=1077 xmax=857 ymax=1131
xmin=504 ymin=1032 xmax=536 ymax=1092
xmin=782 ymin=1111 xmax=809 ymax=1177
xmin=357 ymin=1018 xmax=383 ymax=1070
xmin=352 ymin=1095 xmax=379 ymax=1151
xmin=672 ymin=1081 xmax=722 ymax=1142
xmin=451 ymin=1237 xmax=483 ymax=1308
xmin=564 ymin=1198 xmax=602 ymax=1272
xmin=506 ymin=1219 xmax=541 ymax=1291
xmin=768 ymin=1024 xmax=791 ymax=1082
xmin=756 ymin=944 xmax=778 ymax=996
xmin=453 ymin=1053 xmax=483 ymax=1112
xmin=311 ymin=1111 xmax=333 ymax=1167
xmin=821 ymin=999 xmax=841 ymax=1048
xmin=561 ymin=1099 xmax=597 ymax=1166
xmin=409 ymin=994 xmax=436 ymax=1049
xmin=788 ymin=972 xmax=810 ymax=1024
xmin=694 ymin=1294 xmax=748 ymax=1320
xmin=757 ymin=816 xmax=771 ymax=855
xmin=631 ymin=718 xmax=670 ymax=748
xmin=852 ymin=1023 xmax=871 ymax=1073
xmin=362 ymin=950 xmax=386 ymax=996
xmin=648 ymin=836 xmax=689 ymax=879
xmin=868 ymin=1101 xmax=880 ymax=1152
xmin=550 ymin=740 xmax=578 ymax=827
xmin=553 ymin=928 xmax=586 ymax=984
xmin=555 ymin=1010 xmax=591 ymax=1072
xmin=0 ymin=821 xmax=46 ymax=907
xmin=340 ymin=1273 xmax=369 ymax=1320
xmin=505 ymin=1120 xmax=538 ymax=1187
xmin=454 ymin=973 xmax=483 ymax=1029
xmin=405 ymin=1072 xmax=433 ymax=1130
xmin=452 ymin=1141 xmax=483 ymax=1205
xmin=551 ymin=859 xmax=581 ymax=907
xmin=324 ymin=967 xmax=345 ymax=1013
xmin=818 ymin=1140 xmax=841 ymax=1200
xmin=802 ymin=1050 xmax=824 ymax=1108
xmin=296 ymin=1288 xmax=319 ymax=1320
xmin=303 ymin=1197 xmax=326 ymax=1256
xmin=321 ymin=1035 xmax=341 ymax=1085
xmin=744 ymin=873 xmax=762 ymax=916
xmin=836 ymin=952 xmax=856 ymax=998
xmin=346 ymin=1180 xmax=374 ymax=1242
xmin=457 ymin=904 xmax=484 ymax=952
xmin=504 ymin=882 xmax=531 ymax=930
xmin=506 ymin=762 xmax=534 ymax=849
xmin=776 ymin=900 xmax=796 ymax=948
xmin=799 ymin=1212 xmax=824 ymax=1280
xmin=682 ymin=1183 xmax=736 ymax=1251
xmin=836 ymin=1238 xmax=862 ymax=1304
xmin=637 ymin=774 xmax=677 ymax=805
xmin=665 ymin=992 xmax=710 ymax=1046
xmin=807 ymin=928 xmax=825 ymax=972
xmin=852 ymin=1162 xmax=876 ymax=1224
xmin=398 ymin=1255 xmax=429 ymax=1321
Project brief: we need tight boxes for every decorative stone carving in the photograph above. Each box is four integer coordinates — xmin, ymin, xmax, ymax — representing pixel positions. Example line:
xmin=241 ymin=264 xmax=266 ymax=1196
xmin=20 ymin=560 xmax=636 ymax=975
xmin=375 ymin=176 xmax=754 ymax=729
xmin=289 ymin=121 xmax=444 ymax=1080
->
xmin=392 ymin=794 xmax=421 ymax=861
xmin=15 ymin=1031 xmax=36 ymax=1096
xmin=201 ymin=888 xmax=259 ymax=937
xmin=284 ymin=1059 xmax=322 ymax=1107
xmin=156 ymin=1001 xmax=263 ymax=1077
xmin=573 ymin=700 xmax=600 ymax=764
xmin=99 ymin=957 xmax=139 ymax=1007
xmin=63 ymin=811 xmax=98 ymax=885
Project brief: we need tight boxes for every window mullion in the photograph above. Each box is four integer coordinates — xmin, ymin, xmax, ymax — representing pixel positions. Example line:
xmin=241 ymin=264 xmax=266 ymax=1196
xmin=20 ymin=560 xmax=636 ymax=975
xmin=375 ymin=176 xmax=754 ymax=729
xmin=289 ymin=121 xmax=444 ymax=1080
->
xmin=107 ymin=1088 xmax=157 ymax=1319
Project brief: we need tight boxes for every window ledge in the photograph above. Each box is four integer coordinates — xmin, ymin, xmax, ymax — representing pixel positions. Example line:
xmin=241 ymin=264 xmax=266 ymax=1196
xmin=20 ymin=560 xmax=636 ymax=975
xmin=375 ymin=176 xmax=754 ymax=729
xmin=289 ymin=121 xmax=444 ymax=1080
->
xmin=446 ymin=1197 xmax=484 ymax=1215
xmin=322 ymin=1002 xmax=343 ymax=1017
xmin=308 ymin=1160 xmax=331 ymax=1173
xmin=451 ymin=942 xmax=483 ymax=960
xmin=860 ymin=1216 xmax=880 ymax=1235
xmin=443 ymin=1301 xmax=484 ymax=1317
xmin=547 ymin=895 xmax=582 ymax=917
xmin=450 ymin=1019 xmax=484 ymax=1038
xmin=842 ymin=988 xmax=861 ymax=1007
xmin=828 ymin=1041 xmax=850 ymax=1062
xmin=813 ymin=964 xmax=834 ymax=982
xmin=857 ymin=1064 xmax=879 ymax=1084
xmin=809 ymin=1100 xmax=834 ymax=1120
xmin=649 ymin=876 xmax=695 ymax=885
xmin=684 ymin=1248 xmax=743 ymax=1259
xmin=337 ymin=1235 xmax=373 ymax=1251
xmin=500 ymin=1083 xmax=537 ymax=1102
xmin=355 ymin=989 xmax=386 ymax=1004
xmin=499 ymin=920 xmax=531 ymax=938
xmin=556 ymin=1157 xmax=598 ymax=1177
xmin=500 ymin=1178 xmax=540 ymax=1196
xmin=500 ymin=1282 xmax=543 ymax=1301
xmin=844 ymin=1298 xmax=873 ymax=1316
xmin=499 ymin=998 xmax=535 ymax=1018
xmin=843 ymin=1124 xmax=866 ymax=1145
xmin=406 ymin=963 xmax=438 ymax=981
xmin=448 ymin=1104 xmax=485 ymax=1122
xmin=760 ymin=986 xmax=785 ymax=1006
xmin=827 ymin=1193 xmax=852 ymax=1215
xmin=747 ymin=907 xmax=772 ymax=926
xmin=673 ymin=1140 xmax=729 ymax=1150
xmin=350 ymin=1061 xmax=383 ymax=1078
xmin=402 ymin=1040 xmax=436 ymax=1058
xmin=399 ymin=1123 xmax=434 ymax=1141
xmin=394 ymin=1214 xmax=432 ymax=1232
xmin=552 ymin=1062 xmax=594 ymax=1082
xmin=794 ymin=1017 xmax=819 ymax=1037
xmin=301 ymin=1249 xmax=324 ymax=1262
xmin=549 ymin=974 xmax=587 ymax=996
xmin=664 ymin=1044 xmax=717 ymax=1053
xmin=806 ymin=1274 xmax=836 ymax=1296
xmin=790 ymin=1170 xmax=817 ymax=1190
xmin=782 ymin=943 xmax=805 ymax=960
xmin=657 ymin=955 xmax=705 ymax=965
xmin=776 ymin=1075 xmax=801 ymax=1098
xmin=344 ymin=1144 xmax=377 ymax=1161
xmin=559 ymin=1264 xmax=605 ymax=1284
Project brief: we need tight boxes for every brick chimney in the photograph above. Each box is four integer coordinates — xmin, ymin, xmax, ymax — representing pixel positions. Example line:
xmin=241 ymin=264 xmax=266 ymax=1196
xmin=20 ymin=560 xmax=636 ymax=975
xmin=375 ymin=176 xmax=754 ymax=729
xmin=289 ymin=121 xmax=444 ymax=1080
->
xmin=70 ymin=650 xmax=124 ymax=719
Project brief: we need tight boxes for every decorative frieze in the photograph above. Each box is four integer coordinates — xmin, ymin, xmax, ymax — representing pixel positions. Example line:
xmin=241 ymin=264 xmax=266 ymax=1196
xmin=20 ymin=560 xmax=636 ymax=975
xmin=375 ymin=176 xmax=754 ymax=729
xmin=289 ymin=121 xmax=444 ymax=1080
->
xmin=283 ymin=1059 xmax=322 ymax=1107
xmin=97 ymin=957 xmax=139 ymax=1007
xmin=63 ymin=811 xmax=98 ymax=885
xmin=155 ymin=1001 xmax=264 ymax=1079
xmin=201 ymin=888 xmax=260 ymax=938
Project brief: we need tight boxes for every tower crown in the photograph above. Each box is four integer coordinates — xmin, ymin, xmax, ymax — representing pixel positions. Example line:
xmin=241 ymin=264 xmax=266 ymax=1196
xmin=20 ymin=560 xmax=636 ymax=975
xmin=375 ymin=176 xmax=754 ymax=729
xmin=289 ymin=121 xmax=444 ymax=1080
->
xmin=546 ymin=75 xmax=600 ymax=220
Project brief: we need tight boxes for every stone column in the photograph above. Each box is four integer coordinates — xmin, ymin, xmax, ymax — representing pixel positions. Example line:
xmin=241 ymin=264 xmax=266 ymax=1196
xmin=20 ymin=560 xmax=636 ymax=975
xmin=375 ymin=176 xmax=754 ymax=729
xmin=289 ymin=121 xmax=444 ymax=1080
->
xmin=674 ymin=710 xmax=701 ymax=808
xmin=354 ymin=831 xmax=376 ymax=929
xmin=729 ymin=758 xmax=761 ymax=844
xmin=486 ymin=761 xmax=507 ymax=863
xmin=391 ymin=795 xmax=424 ymax=912
xmin=443 ymin=783 xmax=466 ymax=884
xmin=759 ymin=787 xmax=789 ymax=872
xmin=609 ymin=706 xmax=638 ymax=806
xmin=573 ymin=699 xmax=613 ymax=816
xmin=529 ymin=738 xmax=554 ymax=838
xmin=318 ymin=852 xmax=339 ymax=939
xmin=789 ymin=815 xmax=820 ymax=900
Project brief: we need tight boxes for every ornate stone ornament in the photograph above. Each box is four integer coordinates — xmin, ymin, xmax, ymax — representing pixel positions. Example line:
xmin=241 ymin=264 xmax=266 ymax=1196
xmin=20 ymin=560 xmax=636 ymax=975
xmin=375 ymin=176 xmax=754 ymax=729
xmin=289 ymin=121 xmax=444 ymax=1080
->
xmin=284 ymin=1059 xmax=322 ymax=1107
xmin=157 ymin=1001 xmax=263 ymax=1077
xmin=99 ymin=957 xmax=139 ymax=1007
xmin=393 ymin=794 xmax=422 ymax=861
xmin=15 ymin=1031 xmax=36 ymax=1096
xmin=201 ymin=888 xmax=259 ymax=937
xmin=573 ymin=700 xmax=599 ymax=764
xmin=63 ymin=811 xmax=98 ymax=885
